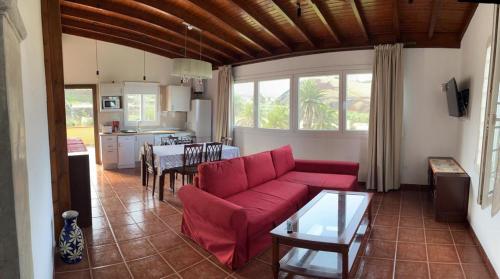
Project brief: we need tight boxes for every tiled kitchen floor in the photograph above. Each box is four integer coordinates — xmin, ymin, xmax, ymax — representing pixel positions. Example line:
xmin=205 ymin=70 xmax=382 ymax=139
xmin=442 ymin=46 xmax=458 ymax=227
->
xmin=54 ymin=167 xmax=495 ymax=279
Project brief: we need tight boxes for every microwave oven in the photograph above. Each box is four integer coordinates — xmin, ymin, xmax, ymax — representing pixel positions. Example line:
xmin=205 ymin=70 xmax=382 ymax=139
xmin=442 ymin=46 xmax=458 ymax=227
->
xmin=102 ymin=96 xmax=121 ymax=110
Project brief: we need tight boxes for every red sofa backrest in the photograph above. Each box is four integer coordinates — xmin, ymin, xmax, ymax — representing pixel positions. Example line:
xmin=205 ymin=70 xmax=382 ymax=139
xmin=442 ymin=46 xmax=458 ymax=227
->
xmin=243 ymin=151 xmax=276 ymax=188
xmin=198 ymin=157 xmax=249 ymax=198
xmin=270 ymin=145 xmax=295 ymax=177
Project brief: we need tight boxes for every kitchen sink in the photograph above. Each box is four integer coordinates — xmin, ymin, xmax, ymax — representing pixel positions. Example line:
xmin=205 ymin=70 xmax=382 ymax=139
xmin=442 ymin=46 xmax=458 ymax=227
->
xmin=120 ymin=130 xmax=137 ymax=134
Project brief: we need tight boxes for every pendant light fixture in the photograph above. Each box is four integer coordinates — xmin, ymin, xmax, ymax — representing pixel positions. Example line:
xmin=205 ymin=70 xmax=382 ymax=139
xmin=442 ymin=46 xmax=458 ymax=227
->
xmin=143 ymin=51 xmax=146 ymax=81
xmin=95 ymin=40 xmax=100 ymax=78
xmin=172 ymin=22 xmax=212 ymax=80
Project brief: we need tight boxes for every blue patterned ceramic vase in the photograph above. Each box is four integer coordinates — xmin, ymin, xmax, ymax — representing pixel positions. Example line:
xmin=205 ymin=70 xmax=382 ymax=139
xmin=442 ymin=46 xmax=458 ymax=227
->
xmin=58 ymin=210 xmax=85 ymax=264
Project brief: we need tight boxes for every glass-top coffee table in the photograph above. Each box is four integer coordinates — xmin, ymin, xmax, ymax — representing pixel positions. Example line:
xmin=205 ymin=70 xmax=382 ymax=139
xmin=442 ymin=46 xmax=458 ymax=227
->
xmin=270 ymin=190 xmax=373 ymax=279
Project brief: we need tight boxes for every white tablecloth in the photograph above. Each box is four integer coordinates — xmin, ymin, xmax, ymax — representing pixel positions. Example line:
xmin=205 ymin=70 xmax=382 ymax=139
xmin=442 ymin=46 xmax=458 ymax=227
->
xmin=150 ymin=144 xmax=240 ymax=172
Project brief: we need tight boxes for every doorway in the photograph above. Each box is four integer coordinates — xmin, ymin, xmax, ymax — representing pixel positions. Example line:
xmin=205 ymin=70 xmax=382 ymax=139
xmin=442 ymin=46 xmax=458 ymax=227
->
xmin=64 ymin=84 xmax=100 ymax=165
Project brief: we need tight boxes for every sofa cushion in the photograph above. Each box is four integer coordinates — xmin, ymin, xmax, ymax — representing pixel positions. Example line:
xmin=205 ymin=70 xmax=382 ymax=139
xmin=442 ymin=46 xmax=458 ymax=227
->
xmin=226 ymin=190 xmax=293 ymax=237
xmin=243 ymin=151 xmax=277 ymax=188
xmin=249 ymin=180 xmax=308 ymax=210
xmin=270 ymin=145 xmax=295 ymax=177
xmin=278 ymin=171 xmax=357 ymax=193
xmin=198 ymin=157 xmax=248 ymax=198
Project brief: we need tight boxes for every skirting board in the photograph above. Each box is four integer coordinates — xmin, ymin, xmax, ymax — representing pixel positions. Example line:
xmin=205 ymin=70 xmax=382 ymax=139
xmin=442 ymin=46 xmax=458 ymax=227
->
xmin=357 ymin=182 xmax=431 ymax=191
xmin=468 ymin=221 xmax=499 ymax=279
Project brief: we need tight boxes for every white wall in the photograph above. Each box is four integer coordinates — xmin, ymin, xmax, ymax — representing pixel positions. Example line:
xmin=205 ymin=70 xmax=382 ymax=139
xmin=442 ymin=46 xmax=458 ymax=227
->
xmin=457 ymin=4 xmax=500 ymax=275
xmin=18 ymin=0 xmax=54 ymax=278
xmin=208 ymin=49 xmax=462 ymax=183
xmin=62 ymin=34 xmax=187 ymax=129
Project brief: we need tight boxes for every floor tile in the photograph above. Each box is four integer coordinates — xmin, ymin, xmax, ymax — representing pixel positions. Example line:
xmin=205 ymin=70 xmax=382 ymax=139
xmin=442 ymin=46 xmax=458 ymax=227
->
xmin=397 ymin=242 xmax=427 ymax=261
xmin=129 ymin=210 xmax=160 ymax=223
xmin=112 ymin=223 xmax=145 ymax=242
xmin=451 ymin=231 xmax=477 ymax=245
xmin=137 ymin=219 xmax=168 ymax=235
xmin=91 ymin=263 xmax=132 ymax=279
xmin=179 ymin=259 xmax=228 ymax=279
xmin=364 ymin=240 xmax=396 ymax=259
xmin=54 ymin=249 xmax=90 ymax=273
xmin=160 ymin=244 xmax=204 ymax=271
xmin=355 ymin=257 xmax=394 ymax=279
xmin=107 ymin=213 xmax=135 ymax=227
xmin=455 ymin=245 xmax=484 ymax=264
xmin=85 ymin=227 xmax=115 ymax=246
xmin=91 ymin=217 xmax=109 ymax=230
xmin=128 ymin=254 xmax=175 ymax=278
xmin=424 ymin=218 xmax=449 ymax=230
xmin=427 ymin=244 xmax=459 ymax=263
xmin=148 ymin=231 xmax=185 ymax=252
xmin=462 ymin=263 xmax=493 ymax=279
xmin=395 ymin=261 xmax=429 ymax=279
xmin=234 ymin=260 xmax=273 ymax=279
xmin=429 ymin=263 xmax=464 ymax=278
xmin=425 ymin=230 xmax=454 ymax=244
xmin=161 ymin=213 xmax=183 ymax=228
xmin=399 ymin=217 xmax=424 ymax=228
xmin=374 ymin=214 xmax=399 ymax=227
xmin=88 ymin=243 xmax=123 ymax=267
xmin=370 ymin=226 xmax=398 ymax=241
xmin=54 ymin=270 xmax=91 ymax=279
xmin=119 ymin=238 xmax=156 ymax=261
xmin=398 ymin=228 xmax=425 ymax=243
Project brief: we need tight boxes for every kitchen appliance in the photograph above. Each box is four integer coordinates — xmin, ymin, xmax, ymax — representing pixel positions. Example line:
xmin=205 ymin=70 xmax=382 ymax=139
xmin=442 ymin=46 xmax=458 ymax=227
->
xmin=101 ymin=125 xmax=113 ymax=134
xmin=101 ymin=96 xmax=121 ymax=110
xmin=112 ymin=121 xmax=120 ymax=132
xmin=187 ymin=99 xmax=212 ymax=143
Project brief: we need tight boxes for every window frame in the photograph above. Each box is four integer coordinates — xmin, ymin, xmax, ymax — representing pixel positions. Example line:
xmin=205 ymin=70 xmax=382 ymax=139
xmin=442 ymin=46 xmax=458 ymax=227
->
xmin=256 ymin=77 xmax=292 ymax=131
xmin=343 ymin=70 xmax=373 ymax=134
xmin=123 ymin=82 xmax=160 ymax=127
xmin=232 ymin=81 xmax=256 ymax=128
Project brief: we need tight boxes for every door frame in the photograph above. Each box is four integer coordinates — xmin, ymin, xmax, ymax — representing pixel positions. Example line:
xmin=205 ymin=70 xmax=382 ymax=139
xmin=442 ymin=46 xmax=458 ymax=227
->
xmin=64 ymin=84 xmax=101 ymax=164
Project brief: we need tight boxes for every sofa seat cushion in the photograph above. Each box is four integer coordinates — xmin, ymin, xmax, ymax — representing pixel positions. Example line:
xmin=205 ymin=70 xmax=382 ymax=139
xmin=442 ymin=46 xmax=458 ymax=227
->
xmin=198 ymin=157 xmax=249 ymax=198
xmin=278 ymin=171 xmax=357 ymax=192
xmin=249 ymin=180 xmax=308 ymax=210
xmin=226 ymin=190 xmax=293 ymax=237
xmin=243 ymin=151 xmax=276 ymax=188
xmin=271 ymin=145 xmax=295 ymax=177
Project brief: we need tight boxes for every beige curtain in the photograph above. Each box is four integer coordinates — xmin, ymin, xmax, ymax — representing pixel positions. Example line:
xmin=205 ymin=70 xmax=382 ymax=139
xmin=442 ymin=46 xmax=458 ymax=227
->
xmin=214 ymin=65 xmax=233 ymax=141
xmin=367 ymin=44 xmax=404 ymax=192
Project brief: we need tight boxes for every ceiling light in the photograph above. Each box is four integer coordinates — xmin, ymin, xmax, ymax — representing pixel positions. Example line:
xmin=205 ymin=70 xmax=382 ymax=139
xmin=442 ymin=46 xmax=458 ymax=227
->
xmin=172 ymin=23 xmax=212 ymax=80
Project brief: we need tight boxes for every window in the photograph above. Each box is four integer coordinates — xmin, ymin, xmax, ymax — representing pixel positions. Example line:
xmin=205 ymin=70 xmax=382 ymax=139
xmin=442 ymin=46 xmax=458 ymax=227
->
xmin=346 ymin=73 xmax=372 ymax=131
xmin=124 ymin=82 xmax=159 ymax=126
xmin=258 ymin=79 xmax=290 ymax=129
xmin=233 ymin=82 xmax=254 ymax=127
xmin=298 ymin=75 xmax=339 ymax=130
xmin=477 ymin=45 xmax=492 ymax=169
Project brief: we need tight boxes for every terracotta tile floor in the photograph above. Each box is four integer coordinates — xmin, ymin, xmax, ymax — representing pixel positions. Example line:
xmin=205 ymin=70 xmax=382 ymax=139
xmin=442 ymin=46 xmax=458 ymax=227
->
xmin=54 ymin=167 xmax=496 ymax=279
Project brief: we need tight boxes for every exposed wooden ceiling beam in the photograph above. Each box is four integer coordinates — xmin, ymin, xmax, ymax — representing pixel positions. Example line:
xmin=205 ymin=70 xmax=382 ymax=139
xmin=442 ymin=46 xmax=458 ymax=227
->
xmin=428 ymin=0 xmax=444 ymax=39
xmin=309 ymin=0 xmax=341 ymax=45
xmin=349 ymin=0 xmax=369 ymax=42
xmin=61 ymin=15 xmax=223 ymax=65
xmin=135 ymin=0 xmax=256 ymax=59
xmin=62 ymin=25 xmax=181 ymax=61
xmin=393 ymin=0 xmax=400 ymax=41
xmin=460 ymin=3 xmax=478 ymax=40
xmin=63 ymin=0 xmax=244 ymax=60
xmin=186 ymin=0 xmax=273 ymax=56
xmin=230 ymin=0 xmax=293 ymax=52
xmin=269 ymin=0 xmax=316 ymax=48
xmin=61 ymin=3 xmax=226 ymax=64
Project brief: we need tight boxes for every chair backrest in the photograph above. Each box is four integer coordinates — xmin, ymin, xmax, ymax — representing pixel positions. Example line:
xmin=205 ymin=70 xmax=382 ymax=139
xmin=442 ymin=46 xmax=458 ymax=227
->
xmin=220 ymin=136 xmax=233 ymax=146
xmin=182 ymin=144 xmax=204 ymax=170
xmin=205 ymin=142 xmax=223 ymax=162
xmin=178 ymin=135 xmax=195 ymax=144
xmin=161 ymin=136 xmax=178 ymax=146
xmin=144 ymin=142 xmax=155 ymax=173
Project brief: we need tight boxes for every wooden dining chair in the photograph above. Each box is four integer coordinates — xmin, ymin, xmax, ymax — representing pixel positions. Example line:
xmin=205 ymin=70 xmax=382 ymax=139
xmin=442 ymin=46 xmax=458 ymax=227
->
xmin=205 ymin=142 xmax=223 ymax=162
xmin=160 ymin=136 xmax=178 ymax=146
xmin=177 ymin=135 xmax=195 ymax=144
xmin=143 ymin=142 xmax=158 ymax=196
xmin=171 ymin=144 xmax=204 ymax=193
xmin=220 ymin=136 xmax=233 ymax=146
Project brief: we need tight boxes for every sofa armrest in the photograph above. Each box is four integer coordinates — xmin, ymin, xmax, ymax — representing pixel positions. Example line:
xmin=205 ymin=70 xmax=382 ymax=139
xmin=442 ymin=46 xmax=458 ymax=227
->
xmin=294 ymin=159 xmax=359 ymax=177
xmin=178 ymin=185 xmax=247 ymax=230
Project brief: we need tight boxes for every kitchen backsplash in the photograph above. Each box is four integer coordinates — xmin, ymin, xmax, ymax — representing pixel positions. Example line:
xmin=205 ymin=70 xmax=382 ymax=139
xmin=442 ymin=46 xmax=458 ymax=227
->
xmin=98 ymin=111 xmax=187 ymax=130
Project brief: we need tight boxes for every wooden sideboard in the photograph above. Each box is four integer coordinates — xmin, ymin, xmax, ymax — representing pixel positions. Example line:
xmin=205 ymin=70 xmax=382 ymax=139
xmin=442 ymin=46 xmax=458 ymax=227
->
xmin=428 ymin=157 xmax=470 ymax=223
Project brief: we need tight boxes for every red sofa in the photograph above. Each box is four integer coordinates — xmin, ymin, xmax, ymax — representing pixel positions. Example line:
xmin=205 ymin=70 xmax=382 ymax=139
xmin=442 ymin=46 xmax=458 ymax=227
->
xmin=178 ymin=145 xmax=359 ymax=270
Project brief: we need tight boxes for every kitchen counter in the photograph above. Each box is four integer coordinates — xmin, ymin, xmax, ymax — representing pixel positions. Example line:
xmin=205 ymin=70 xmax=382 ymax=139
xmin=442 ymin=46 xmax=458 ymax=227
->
xmin=99 ymin=129 xmax=192 ymax=136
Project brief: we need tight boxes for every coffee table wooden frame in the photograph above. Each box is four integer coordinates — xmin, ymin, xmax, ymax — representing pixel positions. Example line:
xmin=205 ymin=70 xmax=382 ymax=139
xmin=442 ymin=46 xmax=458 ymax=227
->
xmin=270 ymin=190 xmax=373 ymax=279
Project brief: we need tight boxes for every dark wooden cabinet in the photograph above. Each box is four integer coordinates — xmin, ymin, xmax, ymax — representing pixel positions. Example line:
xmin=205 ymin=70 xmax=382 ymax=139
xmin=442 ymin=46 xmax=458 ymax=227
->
xmin=68 ymin=151 xmax=92 ymax=228
xmin=428 ymin=157 xmax=470 ymax=223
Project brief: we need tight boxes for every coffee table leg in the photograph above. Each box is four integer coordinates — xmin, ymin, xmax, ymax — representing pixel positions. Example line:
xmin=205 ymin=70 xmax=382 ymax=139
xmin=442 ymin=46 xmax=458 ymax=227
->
xmin=272 ymin=237 xmax=279 ymax=279
xmin=342 ymin=251 xmax=349 ymax=279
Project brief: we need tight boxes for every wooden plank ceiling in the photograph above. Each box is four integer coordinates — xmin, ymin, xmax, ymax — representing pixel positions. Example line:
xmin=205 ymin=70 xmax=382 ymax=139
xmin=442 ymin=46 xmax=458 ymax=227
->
xmin=60 ymin=0 xmax=478 ymax=67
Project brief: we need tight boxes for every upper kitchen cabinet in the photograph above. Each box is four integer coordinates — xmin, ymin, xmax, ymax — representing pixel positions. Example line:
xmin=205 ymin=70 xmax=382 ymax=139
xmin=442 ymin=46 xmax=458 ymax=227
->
xmin=161 ymin=85 xmax=191 ymax=112
xmin=99 ymin=82 xmax=123 ymax=96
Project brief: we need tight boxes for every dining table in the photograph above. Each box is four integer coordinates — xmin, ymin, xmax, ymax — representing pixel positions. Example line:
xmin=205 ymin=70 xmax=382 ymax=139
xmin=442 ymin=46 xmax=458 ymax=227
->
xmin=141 ymin=143 xmax=240 ymax=201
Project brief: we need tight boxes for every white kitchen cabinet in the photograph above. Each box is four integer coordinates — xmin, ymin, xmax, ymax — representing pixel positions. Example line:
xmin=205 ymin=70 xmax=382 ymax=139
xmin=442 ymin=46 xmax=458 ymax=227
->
xmin=135 ymin=134 xmax=154 ymax=162
xmin=100 ymin=135 xmax=117 ymax=169
xmin=99 ymin=82 xmax=123 ymax=96
xmin=161 ymin=85 xmax=191 ymax=112
xmin=117 ymin=135 xmax=136 ymax=169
